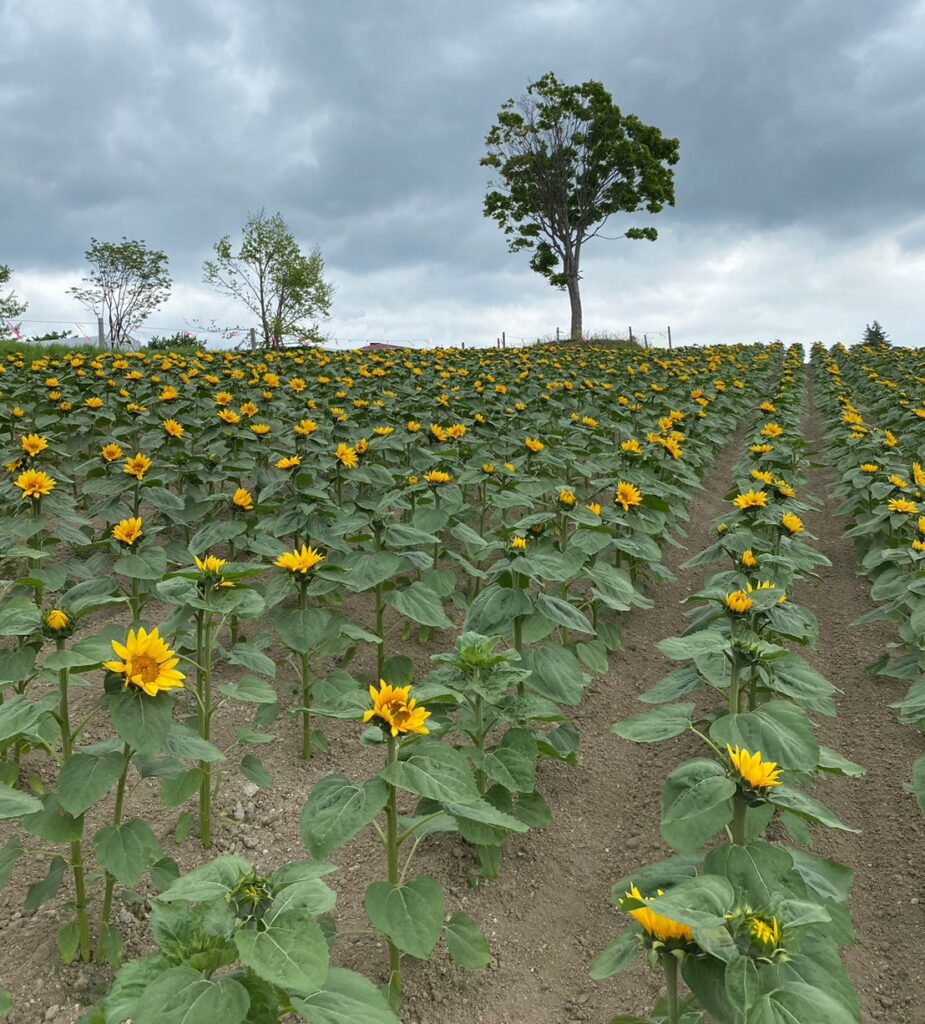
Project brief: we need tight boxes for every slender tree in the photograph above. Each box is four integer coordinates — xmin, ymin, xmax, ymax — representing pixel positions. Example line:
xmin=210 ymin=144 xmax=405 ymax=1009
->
xmin=69 ymin=238 xmax=171 ymax=348
xmin=862 ymin=321 xmax=890 ymax=346
xmin=0 ymin=263 xmax=27 ymax=325
xmin=482 ymin=72 xmax=680 ymax=341
xmin=203 ymin=210 xmax=333 ymax=347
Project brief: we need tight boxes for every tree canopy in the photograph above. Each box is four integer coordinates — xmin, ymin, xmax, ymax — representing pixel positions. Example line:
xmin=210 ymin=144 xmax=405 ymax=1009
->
xmin=203 ymin=210 xmax=333 ymax=347
xmin=482 ymin=72 xmax=680 ymax=340
xmin=68 ymin=238 xmax=171 ymax=348
xmin=0 ymin=263 xmax=27 ymax=324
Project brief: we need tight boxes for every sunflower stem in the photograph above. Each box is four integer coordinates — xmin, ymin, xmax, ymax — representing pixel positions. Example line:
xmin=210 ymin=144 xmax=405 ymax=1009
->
xmin=298 ymin=582 xmax=313 ymax=760
xmin=98 ymin=743 xmax=132 ymax=955
xmin=663 ymin=951 xmax=681 ymax=1024
xmin=384 ymin=734 xmax=402 ymax=1011
xmin=56 ymin=642 xmax=92 ymax=962
xmin=198 ymin=612 xmax=213 ymax=850
xmin=375 ymin=583 xmax=385 ymax=679
xmin=731 ymin=794 xmax=747 ymax=846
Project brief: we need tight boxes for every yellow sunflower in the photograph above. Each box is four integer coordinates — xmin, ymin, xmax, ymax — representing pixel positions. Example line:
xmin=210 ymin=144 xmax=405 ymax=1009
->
xmin=362 ymin=680 xmax=430 ymax=737
xmin=15 ymin=468 xmax=56 ymax=500
xmin=615 ymin=481 xmax=642 ymax=512
xmin=275 ymin=544 xmax=325 ymax=574
xmin=104 ymin=627 xmax=185 ymax=697
xmin=727 ymin=744 xmax=782 ymax=789
xmin=112 ymin=517 xmax=143 ymax=546
xmin=621 ymin=885 xmax=693 ymax=944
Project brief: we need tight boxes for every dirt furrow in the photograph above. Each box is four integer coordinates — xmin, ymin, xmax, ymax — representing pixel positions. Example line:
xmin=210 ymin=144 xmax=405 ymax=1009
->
xmin=799 ymin=376 xmax=925 ymax=1024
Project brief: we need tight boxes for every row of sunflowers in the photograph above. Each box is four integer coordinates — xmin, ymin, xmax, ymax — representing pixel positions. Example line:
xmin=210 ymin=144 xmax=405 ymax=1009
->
xmin=1 ymin=339 xmax=780 ymax=1022
xmin=594 ymin=346 xmax=865 ymax=1022
xmin=812 ymin=341 xmax=925 ymax=816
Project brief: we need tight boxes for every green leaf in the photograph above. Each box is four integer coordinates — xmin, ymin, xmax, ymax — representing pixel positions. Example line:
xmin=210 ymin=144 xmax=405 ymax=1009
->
xmin=105 ymin=688 xmax=174 ymax=757
xmin=57 ymin=750 xmax=126 ymax=816
xmin=657 ymin=630 xmax=729 ymax=661
xmin=0 ymin=835 xmax=24 ymax=890
xmin=0 ymin=784 xmax=43 ymax=819
xmin=99 ymin=953 xmax=171 ymax=1024
xmin=611 ymin=703 xmax=695 ymax=743
xmin=769 ymin=786 xmax=859 ymax=833
xmin=20 ymin=795 xmax=84 ymax=841
xmin=364 ymin=875 xmax=445 ymax=958
xmin=480 ymin=727 xmax=537 ymax=793
xmin=94 ymin=819 xmax=163 ymax=887
xmin=160 ymin=768 xmax=203 ymax=809
xmin=0 ymin=597 xmax=41 ymax=636
xmin=240 ymin=754 xmax=273 ymax=789
xmin=384 ymin=582 xmax=453 ymax=628
xmin=443 ymin=912 xmax=490 ymax=969
xmin=235 ymin=908 xmax=329 ymax=994
xmin=709 ymin=701 xmax=819 ymax=772
xmin=226 ymin=643 xmax=276 ymax=677
xmin=114 ymin=546 xmax=168 ymax=581
xmin=703 ymin=841 xmax=795 ymax=906
xmin=624 ymin=875 xmax=734 ymax=931
xmin=164 ymin=724 xmax=226 ymax=763
xmin=535 ymin=593 xmax=595 ymax=634
xmin=521 ymin=644 xmax=589 ymax=705
xmin=0 ymin=694 xmax=55 ymax=743
xmin=299 ymin=775 xmax=389 ymax=860
xmin=464 ymin=583 xmax=533 ymax=635
xmin=218 ymin=675 xmax=278 ymax=704
xmin=291 ymin=967 xmax=400 ymax=1024
xmin=24 ymin=855 xmax=66 ymax=910
xmin=726 ymin=955 xmax=760 ymax=1013
xmin=0 ymin=989 xmax=11 ymax=1018
xmin=341 ymin=551 xmax=404 ymax=592
xmin=270 ymin=607 xmax=334 ymax=654
xmin=661 ymin=759 xmax=735 ymax=853
xmin=588 ymin=927 xmax=639 ymax=980
xmin=133 ymin=966 xmax=249 ymax=1024
xmin=380 ymin=739 xmax=481 ymax=804
xmin=157 ymin=856 xmax=252 ymax=902
xmin=58 ymin=919 xmax=80 ymax=963
xmin=749 ymin=980 xmax=858 ymax=1024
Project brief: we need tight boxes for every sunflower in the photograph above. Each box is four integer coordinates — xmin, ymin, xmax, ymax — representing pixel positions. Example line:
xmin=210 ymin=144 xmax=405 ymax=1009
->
xmin=913 ymin=463 xmax=925 ymax=488
xmin=615 ymin=481 xmax=642 ymax=512
xmin=780 ymin=512 xmax=804 ymax=534
xmin=84 ymin=396 xmax=103 ymax=409
xmin=112 ymin=517 xmax=143 ymax=546
xmin=725 ymin=590 xmax=753 ymax=614
xmin=363 ymin=680 xmax=430 ymax=737
xmin=586 ymin=502 xmax=602 ymax=516
xmin=275 ymin=544 xmax=325 ymax=574
xmin=123 ymin=453 xmax=151 ymax=481
xmin=194 ymin=554 xmax=227 ymax=574
xmin=294 ymin=419 xmax=318 ymax=437
xmin=558 ymin=488 xmax=577 ymax=507
xmin=44 ymin=608 xmax=70 ymax=632
xmin=100 ymin=443 xmax=123 ymax=462
xmin=524 ymin=437 xmax=544 ymax=453
xmin=423 ymin=470 xmax=452 ymax=485
xmin=20 ymin=434 xmax=48 ymax=457
xmin=620 ymin=439 xmax=642 ymax=454
xmin=621 ymin=885 xmax=694 ymax=944
xmin=163 ymin=419 xmax=184 ymax=438
xmin=104 ymin=627 xmax=185 ymax=697
xmin=733 ymin=489 xmax=767 ymax=510
xmin=888 ymin=497 xmax=919 ymax=514
xmin=232 ymin=487 xmax=254 ymax=512
xmin=15 ymin=469 xmax=55 ymax=500
xmin=510 ymin=535 xmax=528 ymax=552
xmin=859 ymin=463 xmax=879 ymax=474
xmin=275 ymin=455 xmax=301 ymax=470
xmin=335 ymin=443 xmax=359 ymax=469
xmin=741 ymin=549 xmax=758 ymax=569
xmin=727 ymin=744 xmax=782 ymax=789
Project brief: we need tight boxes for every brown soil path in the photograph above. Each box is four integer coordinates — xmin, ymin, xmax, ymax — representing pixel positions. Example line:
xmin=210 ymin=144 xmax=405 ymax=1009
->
xmin=398 ymin=419 xmax=757 ymax=1024
xmin=800 ymin=375 xmax=925 ymax=1024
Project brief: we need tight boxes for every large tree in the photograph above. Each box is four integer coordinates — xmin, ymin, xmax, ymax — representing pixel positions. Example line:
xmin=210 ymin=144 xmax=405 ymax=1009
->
xmin=482 ymin=72 xmax=680 ymax=341
xmin=69 ymin=238 xmax=171 ymax=348
xmin=0 ymin=263 xmax=27 ymax=323
xmin=203 ymin=210 xmax=333 ymax=347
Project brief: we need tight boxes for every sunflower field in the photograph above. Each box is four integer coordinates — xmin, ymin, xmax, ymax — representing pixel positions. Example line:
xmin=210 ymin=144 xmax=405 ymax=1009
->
xmin=0 ymin=339 xmax=921 ymax=1023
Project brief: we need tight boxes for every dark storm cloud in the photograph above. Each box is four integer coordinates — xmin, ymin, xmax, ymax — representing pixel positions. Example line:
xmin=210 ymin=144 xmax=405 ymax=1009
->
xmin=2 ymin=0 xmax=924 ymax=337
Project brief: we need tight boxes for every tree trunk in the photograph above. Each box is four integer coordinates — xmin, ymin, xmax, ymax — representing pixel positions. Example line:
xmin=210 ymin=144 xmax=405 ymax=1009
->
xmin=566 ymin=272 xmax=582 ymax=342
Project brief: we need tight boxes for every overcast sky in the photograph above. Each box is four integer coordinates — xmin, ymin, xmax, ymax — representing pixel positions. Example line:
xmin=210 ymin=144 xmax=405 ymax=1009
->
xmin=2 ymin=0 xmax=924 ymax=348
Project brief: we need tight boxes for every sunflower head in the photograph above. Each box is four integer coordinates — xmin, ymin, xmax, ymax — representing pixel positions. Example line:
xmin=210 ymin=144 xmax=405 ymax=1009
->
xmin=15 ymin=468 xmax=56 ymax=500
xmin=888 ymin=497 xmax=919 ymax=515
xmin=727 ymin=744 xmax=782 ymax=791
xmin=101 ymin=443 xmax=123 ymax=462
xmin=615 ymin=481 xmax=643 ymax=512
xmin=740 ymin=549 xmax=758 ymax=569
xmin=730 ymin=910 xmax=786 ymax=962
xmin=780 ymin=512 xmax=804 ymax=534
xmin=423 ymin=469 xmax=452 ymax=486
xmin=104 ymin=626 xmax=185 ymax=697
xmin=558 ymin=488 xmax=577 ymax=507
xmin=335 ymin=443 xmax=358 ymax=469
xmin=20 ymin=434 xmax=48 ymax=458
xmin=524 ymin=437 xmax=544 ymax=453
xmin=274 ymin=544 xmax=324 ymax=575
xmin=232 ymin=487 xmax=254 ymax=512
xmin=123 ymin=453 xmax=151 ymax=481
xmin=44 ymin=607 xmax=73 ymax=637
xmin=620 ymin=884 xmax=694 ymax=948
xmin=112 ymin=517 xmax=143 ymax=546
xmin=725 ymin=590 xmax=753 ymax=615
xmin=362 ymin=680 xmax=430 ymax=737
xmin=733 ymin=489 xmax=767 ymax=511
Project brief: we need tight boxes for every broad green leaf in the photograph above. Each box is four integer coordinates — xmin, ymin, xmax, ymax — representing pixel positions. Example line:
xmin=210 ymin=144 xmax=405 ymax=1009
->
xmin=94 ymin=819 xmax=163 ymax=887
xmin=105 ymin=688 xmax=174 ymax=757
xmin=443 ymin=913 xmax=490 ymax=969
xmin=0 ymin=694 xmax=55 ymax=743
xmin=24 ymin=855 xmax=67 ymax=910
xmin=157 ymin=856 xmax=252 ymax=902
xmin=300 ymin=775 xmax=389 ymax=860
xmin=611 ymin=703 xmax=696 ymax=743
xmin=0 ymin=597 xmax=41 ymax=636
xmin=535 ymin=593 xmax=595 ymax=634
xmin=0 ymin=835 xmax=24 ymax=889
xmin=384 ymin=582 xmax=453 ymax=628
xmin=623 ymin=875 xmax=734 ymax=931
xmin=0 ymin=785 xmax=43 ymax=819
xmin=133 ymin=966 xmax=249 ymax=1024
xmin=291 ymin=967 xmax=400 ymax=1024
xmin=521 ymin=644 xmax=589 ymax=705
xmin=57 ymin=750 xmax=126 ymax=816
xmin=588 ymin=927 xmax=639 ymax=980
xmin=364 ymin=875 xmax=444 ymax=959
xmin=380 ymin=740 xmax=480 ymax=804
xmin=235 ymin=909 xmax=329 ymax=994
xmin=218 ymin=675 xmax=278 ymax=704
xmin=769 ymin=786 xmax=859 ymax=833
xmin=270 ymin=607 xmax=333 ymax=654
xmin=240 ymin=754 xmax=273 ymax=789
xmin=661 ymin=759 xmax=735 ymax=853
xmin=657 ymin=630 xmax=729 ymax=661
xmin=709 ymin=701 xmax=819 ymax=772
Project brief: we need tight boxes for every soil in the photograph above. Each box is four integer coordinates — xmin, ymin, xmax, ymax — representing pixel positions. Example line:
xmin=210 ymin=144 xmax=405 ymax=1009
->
xmin=2 ymin=372 xmax=924 ymax=1024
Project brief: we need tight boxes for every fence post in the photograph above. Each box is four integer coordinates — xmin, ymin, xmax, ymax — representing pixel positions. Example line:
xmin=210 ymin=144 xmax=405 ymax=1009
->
xmin=97 ymin=316 xmax=105 ymax=349
xmin=502 ymin=331 xmax=506 ymax=349
xmin=556 ymin=327 xmax=560 ymax=342
xmin=249 ymin=328 xmax=256 ymax=349
xmin=628 ymin=326 xmax=634 ymax=345
xmin=667 ymin=325 xmax=672 ymax=350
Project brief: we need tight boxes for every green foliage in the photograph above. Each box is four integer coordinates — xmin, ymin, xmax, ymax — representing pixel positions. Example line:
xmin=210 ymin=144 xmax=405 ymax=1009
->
xmin=68 ymin=237 xmax=171 ymax=348
xmin=0 ymin=263 xmax=27 ymax=324
xmin=482 ymin=71 xmax=679 ymax=338
xmin=203 ymin=209 xmax=333 ymax=346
